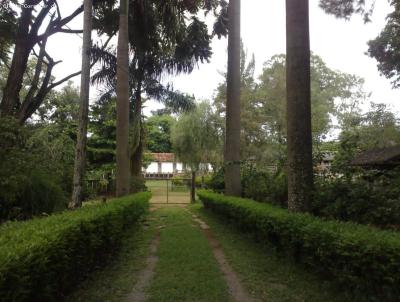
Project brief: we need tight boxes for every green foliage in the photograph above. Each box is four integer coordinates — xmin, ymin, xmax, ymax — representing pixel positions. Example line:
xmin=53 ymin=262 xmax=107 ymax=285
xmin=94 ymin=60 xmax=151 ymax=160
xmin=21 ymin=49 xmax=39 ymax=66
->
xmin=198 ymin=190 xmax=400 ymax=301
xmin=319 ymin=0 xmax=374 ymax=21
xmin=214 ymin=51 xmax=366 ymax=167
xmin=145 ymin=114 xmax=176 ymax=153
xmin=130 ymin=176 xmax=147 ymax=193
xmin=194 ymin=175 xmax=213 ymax=188
xmin=15 ymin=169 xmax=67 ymax=218
xmin=367 ymin=1 xmax=400 ymax=87
xmin=312 ymin=172 xmax=400 ymax=228
xmin=207 ymin=168 xmax=225 ymax=192
xmin=0 ymin=5 xmax=16 ymax=65
xmin=171 ymin=176 xmax=184 ymax=186
xmin=0 ymin=192 xmax=150 ymax=302
xmin=0 ymin=118 xmax=72 ymax=220
xmin=0 ymin=83 xmax=80 ymax=219
xmin=206 ymin=164 xmax=288 ymax=205
xmin=172 ymin=101 xmax=222 ymax=170
xmin=335 ymin=103 xmax=400 ymax=164
xmin=241 ymin=166 xmax=288 ymax=207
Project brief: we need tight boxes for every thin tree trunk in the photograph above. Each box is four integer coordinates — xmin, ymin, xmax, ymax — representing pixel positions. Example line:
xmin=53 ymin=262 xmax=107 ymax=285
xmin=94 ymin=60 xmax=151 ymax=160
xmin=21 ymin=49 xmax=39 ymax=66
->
xmin=131 ymin=90 xmax=144 ymax=193
xmin=116 ymin=0 xmax=130 ymax=197
xmin=286 ymin=0 xmax=313 ymax=212
xmin=70 ymin=0 xmax=93 ymax=208
xmin=131 ymin=133 xmax=143 ymax=179
xmin=191 ymin=171 xmax=196 ymax=203
xmin=224 ymin=0 xmax=242 ymax=197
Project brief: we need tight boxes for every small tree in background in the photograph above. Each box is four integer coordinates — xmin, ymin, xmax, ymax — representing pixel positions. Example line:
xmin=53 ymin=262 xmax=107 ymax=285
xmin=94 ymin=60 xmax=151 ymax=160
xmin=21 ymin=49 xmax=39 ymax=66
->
xmin=172 ymin=102 xmax=221 ymax=202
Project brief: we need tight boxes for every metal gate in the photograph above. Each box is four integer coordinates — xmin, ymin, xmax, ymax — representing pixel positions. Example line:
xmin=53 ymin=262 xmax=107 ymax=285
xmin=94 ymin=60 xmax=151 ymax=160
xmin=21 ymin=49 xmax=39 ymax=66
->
xmin=146 ymin=178 xmax=192 ymax=204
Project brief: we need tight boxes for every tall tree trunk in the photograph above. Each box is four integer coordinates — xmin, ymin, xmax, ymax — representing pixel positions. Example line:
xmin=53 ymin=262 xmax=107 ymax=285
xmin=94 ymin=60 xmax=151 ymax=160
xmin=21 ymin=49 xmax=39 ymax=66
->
xmin=116 ymin=0 xmax=130 ymax=197
xmin=69 ymin=0 xmax=93 ymax=208
xmin=224 ymin=0 xmax=242 ymax=197
xmin=286 ymin=0 xmax=313 ymax=212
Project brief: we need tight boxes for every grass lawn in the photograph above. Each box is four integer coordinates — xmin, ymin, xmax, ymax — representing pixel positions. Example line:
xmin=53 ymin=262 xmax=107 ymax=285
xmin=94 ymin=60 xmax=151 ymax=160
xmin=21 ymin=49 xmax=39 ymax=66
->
xmin=189 ymin=203 xmax=352 ymax=302
xmin=66 ymin=206 xmax=230 ymax=302
xmin=66 ymin=203 xmax=352 ymax=302
xmin=65 ymin=215 xmax=157 ymax=302
xmin=146 ymin=207 xmax=231 ymax=302
xmin=146 ymin=180 xmax=190 ymax=204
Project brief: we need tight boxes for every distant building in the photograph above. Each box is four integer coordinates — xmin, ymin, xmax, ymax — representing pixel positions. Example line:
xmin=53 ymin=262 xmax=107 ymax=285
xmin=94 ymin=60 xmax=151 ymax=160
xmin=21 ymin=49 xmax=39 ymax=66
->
xmin=315 ymin=152 xmax=336 ymax=173
xmin=143 ymin=153 xmax=184 ymax=177
xmin=142 ymin=153 xmax=213 ymax=178
xmin=351 ymin=146 xmax=400 ymax=170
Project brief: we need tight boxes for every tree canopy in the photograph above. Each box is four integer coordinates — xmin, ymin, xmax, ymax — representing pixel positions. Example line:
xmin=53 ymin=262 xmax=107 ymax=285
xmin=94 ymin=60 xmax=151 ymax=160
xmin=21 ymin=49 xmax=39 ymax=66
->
xmin=214 ymin=49 xmax=367 ymax=166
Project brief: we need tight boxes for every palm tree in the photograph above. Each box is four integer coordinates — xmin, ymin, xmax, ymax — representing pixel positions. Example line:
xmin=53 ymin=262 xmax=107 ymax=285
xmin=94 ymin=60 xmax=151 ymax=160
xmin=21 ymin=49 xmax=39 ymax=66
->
xmin=224 ymin=0 xmax=242 ymax=197
xmin=116 ymin=0 xmax=130 ymax=197
xmin=286 ymin=0 xmax=313 ymax=212
xmin=91 ymin=1 xmax=216 ymax=191
xmin=70 ymin=0 xmax=93 ymax=208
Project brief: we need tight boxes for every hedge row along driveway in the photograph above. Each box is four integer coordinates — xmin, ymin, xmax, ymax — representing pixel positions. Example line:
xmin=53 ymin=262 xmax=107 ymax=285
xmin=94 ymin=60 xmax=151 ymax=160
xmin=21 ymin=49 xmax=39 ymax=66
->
xmin=198 ymin=190 xmax=400 ymax=302
xmin=0 ymin=192 xmax=151 ymax=302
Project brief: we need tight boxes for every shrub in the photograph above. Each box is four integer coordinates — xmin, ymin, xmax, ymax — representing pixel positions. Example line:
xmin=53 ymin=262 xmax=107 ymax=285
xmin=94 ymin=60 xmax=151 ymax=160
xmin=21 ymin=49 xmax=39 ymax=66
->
xmin=171 ymin=175 xmax=184 ymax=186
xmin=207 ymin=168 xmax=225 ymax=192
xmin=198 ymin=190 xmax=400 ymax=301
xmin=0 ymin=192 xmax=150 ymax=302
xmin=0 ymin=118 xmax=73 ymax=220
xmin=242 ymin=168 xmax=287 ymax=206
xmin=0 ymin=169 xmax=67 ymax=221
xmin=312 ymin=174 xmax=400 ymax=228
xmin=194 ymin=175 xmax=212 ymax=188
xmin=207 ymin=166 xmax=288 ymax=204
xmin=130 ymin=176 xmax=147 ymax=193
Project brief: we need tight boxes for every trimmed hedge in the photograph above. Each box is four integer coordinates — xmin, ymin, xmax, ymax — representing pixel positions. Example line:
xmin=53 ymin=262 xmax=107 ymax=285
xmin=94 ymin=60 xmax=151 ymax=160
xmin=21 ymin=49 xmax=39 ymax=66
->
xmin=198 ymin=190 xmax=400 ymax=301
xmin=0 ymin=192 xmax=150 ymax=302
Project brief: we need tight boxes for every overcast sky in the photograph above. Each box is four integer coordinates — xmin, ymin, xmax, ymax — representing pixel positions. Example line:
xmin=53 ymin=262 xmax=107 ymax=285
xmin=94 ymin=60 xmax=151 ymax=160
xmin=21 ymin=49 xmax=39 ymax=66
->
xmin=43 ymin=0 xmax=399 ymax=115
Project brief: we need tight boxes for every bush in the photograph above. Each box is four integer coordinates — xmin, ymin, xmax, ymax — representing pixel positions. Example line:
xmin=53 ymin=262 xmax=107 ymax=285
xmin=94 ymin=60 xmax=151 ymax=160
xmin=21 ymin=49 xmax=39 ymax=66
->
xmin=207 ymin=166 xmax=288 ymax=205
xmin=0 ymin=118 xmax=73 ymax=221
xmin=207 ymin=168 xmax=225 ymax=192
xmin=130 ymin=176 xmax=147 ymax=193
xmin=0 ymin=192 xmax=150 ymax=302
xmin=242 ymin=168 xmax=287 ymax=206
xmin=0 ymin=169 xmax=67 ymax=221
xmin=194 ymin=175 xmax=212 ymax=188
xmin=171 ymin=175 xmax=184 ymax=186
xmin=312 ymin=174 xmax=400 ymax=228
xmin=198 ymin=190 xmax=400 ymax=301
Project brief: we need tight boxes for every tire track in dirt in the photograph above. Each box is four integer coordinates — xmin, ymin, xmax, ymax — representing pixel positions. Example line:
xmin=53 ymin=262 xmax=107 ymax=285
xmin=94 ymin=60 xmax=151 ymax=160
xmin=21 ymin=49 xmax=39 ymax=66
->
xmin=191 ymin=213 xmax=257 ymax=302
xmin=126 ymin=231 xmax=160 ymax=302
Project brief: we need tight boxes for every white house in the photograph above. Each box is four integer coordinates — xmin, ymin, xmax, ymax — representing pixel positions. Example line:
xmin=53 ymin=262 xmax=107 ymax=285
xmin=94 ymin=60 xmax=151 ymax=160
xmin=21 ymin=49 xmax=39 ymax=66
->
xmin=143 ymin=153 xmax=184 ymax=175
